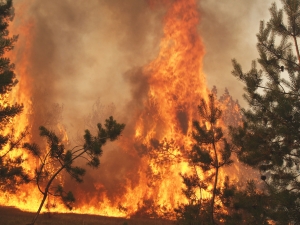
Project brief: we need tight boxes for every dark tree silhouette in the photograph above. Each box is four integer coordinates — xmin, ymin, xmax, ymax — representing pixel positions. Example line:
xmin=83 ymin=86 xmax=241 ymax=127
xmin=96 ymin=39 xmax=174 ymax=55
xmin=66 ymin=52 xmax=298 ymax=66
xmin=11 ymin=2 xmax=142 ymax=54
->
xmin=231 ymin=0 xmax=300 ymax=223
xmin=176 ymin=94 xmax=233 ymax=225
xmin=0 ymin=0 xmax=29 ymax=192
xmin=24 ymin=116 xmax=125 ymax=225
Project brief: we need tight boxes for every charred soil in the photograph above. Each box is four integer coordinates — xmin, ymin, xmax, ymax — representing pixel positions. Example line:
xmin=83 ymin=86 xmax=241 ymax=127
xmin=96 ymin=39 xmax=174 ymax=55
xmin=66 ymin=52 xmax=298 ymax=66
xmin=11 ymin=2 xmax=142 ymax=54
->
xmin=0 ymin=206 xmax=175 ymax=225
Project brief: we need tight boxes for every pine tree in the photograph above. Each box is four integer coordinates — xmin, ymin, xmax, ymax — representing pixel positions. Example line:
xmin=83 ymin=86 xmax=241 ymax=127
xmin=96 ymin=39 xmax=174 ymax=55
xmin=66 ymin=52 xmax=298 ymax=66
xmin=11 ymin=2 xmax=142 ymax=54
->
xmin=176 ymin=94 xmax=233 ymax=224
xmin=231 ymin=0 xmax=300 ymax=223
xmin=218 ymin=88 xmax=243 ymax=128
xmin=24 ymin=116 xmax=125 ymax=225
xmin=0 ymin=0 xmax=28 ymax=192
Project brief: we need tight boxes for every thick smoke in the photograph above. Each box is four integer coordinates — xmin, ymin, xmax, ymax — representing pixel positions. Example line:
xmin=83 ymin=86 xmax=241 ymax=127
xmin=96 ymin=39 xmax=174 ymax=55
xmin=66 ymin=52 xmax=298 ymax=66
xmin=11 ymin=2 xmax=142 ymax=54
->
xmin=12 ymin=0 xmax=164 ymax=205
xmin=199 ymin=0 xmax=277 ymax=105
xmin=11 ymin=0 xmax=280 ymax=207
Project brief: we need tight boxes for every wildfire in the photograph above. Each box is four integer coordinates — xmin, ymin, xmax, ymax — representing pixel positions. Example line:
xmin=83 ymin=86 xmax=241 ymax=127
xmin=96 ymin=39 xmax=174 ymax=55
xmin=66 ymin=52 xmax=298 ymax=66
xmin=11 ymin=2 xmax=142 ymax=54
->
xmin=0 ymin=0 xmax=242 ymax=220
xmin=126 ymin=0 xmax=209 ymax=216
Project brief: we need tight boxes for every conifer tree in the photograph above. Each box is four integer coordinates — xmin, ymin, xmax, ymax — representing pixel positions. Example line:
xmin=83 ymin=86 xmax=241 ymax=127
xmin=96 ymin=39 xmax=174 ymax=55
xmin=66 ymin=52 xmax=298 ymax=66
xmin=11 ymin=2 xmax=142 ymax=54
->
xmin=218 ymin=88 xmax=243 ymax=128
xmin=176 ymin=94 xmax=233 ymax=225
xmin=0 ymin=0 xmax=28 ymax=192
xmin=24 ymin=116 xmax=125 ymax=225
xmin=231 ymin=0 xmax=300 ymax=223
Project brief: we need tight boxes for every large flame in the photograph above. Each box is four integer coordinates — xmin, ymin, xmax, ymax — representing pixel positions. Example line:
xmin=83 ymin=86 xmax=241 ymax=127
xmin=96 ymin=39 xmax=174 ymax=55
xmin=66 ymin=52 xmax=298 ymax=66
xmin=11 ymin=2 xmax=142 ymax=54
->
xmin=0 ymin=0 xmax=242 ymax=219
xmin=125 ymin=0 xmax=208 ymax=216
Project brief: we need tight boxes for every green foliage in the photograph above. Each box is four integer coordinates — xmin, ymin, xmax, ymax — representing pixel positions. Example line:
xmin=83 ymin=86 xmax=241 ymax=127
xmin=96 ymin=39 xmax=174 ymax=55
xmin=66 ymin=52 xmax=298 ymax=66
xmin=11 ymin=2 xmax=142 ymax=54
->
xmin=218 ymin=178 xmax=271 ymax=225
xmin=0 ymin=0 xmax=27 ymax=192
xmin=55 ymin=184 xmax=75 ymax=210
xmin=176 ymin=94 xmax=234 ymax=224
xmin=230 ymin=0 xmax=300 ymax=223
xmin=24 ymin=117 xmax=125 ymax=224
xmin=175 ymin=203 xmax=206 ymax=225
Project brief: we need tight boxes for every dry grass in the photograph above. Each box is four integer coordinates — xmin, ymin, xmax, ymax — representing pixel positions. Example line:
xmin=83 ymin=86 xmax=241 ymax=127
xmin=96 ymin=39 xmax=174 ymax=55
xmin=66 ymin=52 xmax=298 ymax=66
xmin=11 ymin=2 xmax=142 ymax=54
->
xmin=0 ymin=206 xmax=175 ymax=225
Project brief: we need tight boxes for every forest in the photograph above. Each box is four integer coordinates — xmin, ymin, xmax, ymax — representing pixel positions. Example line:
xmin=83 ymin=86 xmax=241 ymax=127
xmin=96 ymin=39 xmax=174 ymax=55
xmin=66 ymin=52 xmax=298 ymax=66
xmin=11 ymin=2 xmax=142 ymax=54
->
xmin=0 ymin=0 xmax=299 ymax=224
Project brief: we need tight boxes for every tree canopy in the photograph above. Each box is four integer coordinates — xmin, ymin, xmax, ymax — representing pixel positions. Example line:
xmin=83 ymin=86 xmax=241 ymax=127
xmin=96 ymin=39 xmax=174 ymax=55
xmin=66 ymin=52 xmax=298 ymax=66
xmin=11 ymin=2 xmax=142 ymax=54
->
xmin=0 ymin=0 xmax=28 ymax=192
xmin=231 ymin=0 xmax=300 ymax=223
xmin=25 ymin=116 xmax=125 ymax=225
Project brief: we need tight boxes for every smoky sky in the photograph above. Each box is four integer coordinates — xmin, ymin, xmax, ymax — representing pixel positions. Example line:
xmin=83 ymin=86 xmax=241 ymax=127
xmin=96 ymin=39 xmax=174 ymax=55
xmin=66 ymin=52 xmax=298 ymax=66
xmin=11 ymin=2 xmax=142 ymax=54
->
xmin=11 ymin=0 xmax=280 ymax=205
xmin=11 ymin=0 xmax=280 ymax=130
xmin=11 ymin=0 xmax=165 ymax=204
xmin=12 ymin=0 xmax=164 ymax=135
xmin=198 ymin=0 xmax=276 ymax=106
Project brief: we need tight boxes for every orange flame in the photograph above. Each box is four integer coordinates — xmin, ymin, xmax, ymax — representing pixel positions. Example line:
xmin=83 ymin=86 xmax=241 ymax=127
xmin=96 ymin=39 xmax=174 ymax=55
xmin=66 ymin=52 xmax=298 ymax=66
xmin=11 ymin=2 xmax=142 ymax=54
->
xmin=0 ymin=0 xmax=244 ymax=219
xmin=121 ymin=0 xmax=209 ymax=216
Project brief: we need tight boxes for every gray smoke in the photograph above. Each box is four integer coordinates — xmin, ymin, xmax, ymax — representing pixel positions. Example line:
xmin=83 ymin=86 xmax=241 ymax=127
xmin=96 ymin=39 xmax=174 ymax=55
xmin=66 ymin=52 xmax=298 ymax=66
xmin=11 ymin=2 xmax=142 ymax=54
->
xmin=11 ymin=0 xmax=279 ymax=206
xmin=12 ymin=0 xmax=164 ymax=205
xmin=199 ymin=0 xmax=278 ymax=105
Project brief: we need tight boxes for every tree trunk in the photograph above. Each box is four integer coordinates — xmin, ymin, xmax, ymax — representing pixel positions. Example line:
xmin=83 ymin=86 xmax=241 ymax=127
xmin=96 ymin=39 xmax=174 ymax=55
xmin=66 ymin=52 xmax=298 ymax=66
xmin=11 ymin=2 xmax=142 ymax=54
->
xmin=30 ymin=191 xmax=48 ymax=225
xmin=293 ymin=35 xmax=300 ymax=65
xmin=210 ymin=137 xmax=219 ymax=225
xmin=30 ymin=165 xmax=65 ymax=225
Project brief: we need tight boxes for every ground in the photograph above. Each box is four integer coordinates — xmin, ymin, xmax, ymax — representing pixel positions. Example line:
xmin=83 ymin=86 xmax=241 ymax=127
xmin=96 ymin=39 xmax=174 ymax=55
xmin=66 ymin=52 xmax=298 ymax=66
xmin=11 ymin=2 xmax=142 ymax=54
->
xmin=0 ymin=206 xmax=175 ymax=225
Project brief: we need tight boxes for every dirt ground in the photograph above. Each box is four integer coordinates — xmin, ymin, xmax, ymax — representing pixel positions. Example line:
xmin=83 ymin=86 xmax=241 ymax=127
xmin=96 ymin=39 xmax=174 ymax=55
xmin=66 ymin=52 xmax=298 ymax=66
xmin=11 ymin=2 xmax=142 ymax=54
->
xmin=0 ymin=206 xmax=175 ymax=225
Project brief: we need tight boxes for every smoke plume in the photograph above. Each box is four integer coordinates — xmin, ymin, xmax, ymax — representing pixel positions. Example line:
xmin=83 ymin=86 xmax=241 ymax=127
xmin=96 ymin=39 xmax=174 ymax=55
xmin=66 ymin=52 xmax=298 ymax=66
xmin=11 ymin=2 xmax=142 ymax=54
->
xmin=10 ymin=0 xmax=279 ymax=210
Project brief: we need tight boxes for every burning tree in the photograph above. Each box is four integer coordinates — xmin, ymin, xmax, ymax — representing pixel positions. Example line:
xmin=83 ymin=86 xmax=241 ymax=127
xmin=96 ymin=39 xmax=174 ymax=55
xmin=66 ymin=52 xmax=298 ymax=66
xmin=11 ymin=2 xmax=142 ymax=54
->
xmin=24 ymin=116 xmax=125 ymax=225
xmin=0 ymin=0 xmax=29 ymax=192
xmin=176 ymin=94 xmax=234 ymax=225
xmin=231 ymin=0 xmax=300 ymax=223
